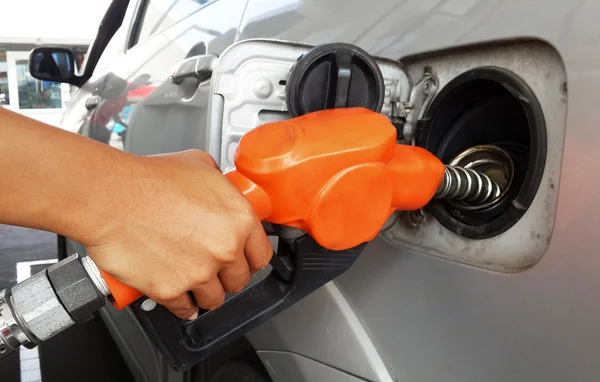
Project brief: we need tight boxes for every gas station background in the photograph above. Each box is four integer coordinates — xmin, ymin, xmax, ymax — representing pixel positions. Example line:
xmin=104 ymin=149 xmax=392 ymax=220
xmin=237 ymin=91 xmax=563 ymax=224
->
xmin=0 ymin=0 xmax=111 ymax=126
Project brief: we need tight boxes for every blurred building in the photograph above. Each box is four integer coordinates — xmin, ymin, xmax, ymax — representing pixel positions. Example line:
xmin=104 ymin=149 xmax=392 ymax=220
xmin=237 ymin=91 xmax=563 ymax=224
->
xmin=0 ymin=0 xmax=111 ymax=126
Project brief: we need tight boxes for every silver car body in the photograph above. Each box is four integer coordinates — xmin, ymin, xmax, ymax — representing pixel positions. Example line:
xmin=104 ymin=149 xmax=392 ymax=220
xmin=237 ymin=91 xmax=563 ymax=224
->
xmin=61 ymin=0 xmax=599 ymax=381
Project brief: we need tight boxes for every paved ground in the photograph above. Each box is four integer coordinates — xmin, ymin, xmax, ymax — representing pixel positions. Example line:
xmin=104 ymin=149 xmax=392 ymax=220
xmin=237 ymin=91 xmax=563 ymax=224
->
xmin=0 ymin=225 xmax=57 ymax=288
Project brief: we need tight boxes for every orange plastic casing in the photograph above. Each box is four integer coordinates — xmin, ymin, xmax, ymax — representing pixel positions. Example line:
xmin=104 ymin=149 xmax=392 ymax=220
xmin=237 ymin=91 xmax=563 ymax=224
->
xmin=226 ymin=107 xmax=445 ymax=250
xmin=103 ymin=107 xmax=445 ymax=309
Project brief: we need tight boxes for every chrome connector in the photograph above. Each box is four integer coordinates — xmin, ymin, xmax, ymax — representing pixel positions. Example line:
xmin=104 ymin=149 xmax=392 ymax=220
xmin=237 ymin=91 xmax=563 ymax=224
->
xmin=435 ymin=165 xmax=502 ymax=205
xmin=81 ymin=255 xmax=110 ymax=297
xmin=0 ymin=289 xmax=35 ymax=360
xmin=435 ymin=145 xmax=514 ymax=210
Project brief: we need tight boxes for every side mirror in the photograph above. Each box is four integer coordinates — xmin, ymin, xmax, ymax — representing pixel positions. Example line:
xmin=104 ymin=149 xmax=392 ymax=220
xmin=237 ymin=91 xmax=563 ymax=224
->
xmin=28 ymin=47 xmax=79 ymax=85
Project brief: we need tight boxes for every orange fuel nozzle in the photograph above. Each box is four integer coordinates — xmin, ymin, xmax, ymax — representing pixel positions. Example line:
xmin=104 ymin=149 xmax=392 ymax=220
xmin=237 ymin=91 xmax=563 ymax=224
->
xmin=102 ymin=107 xmax=446 ymax=309
xmin=225 ymin=107 xmax=445 ymax=251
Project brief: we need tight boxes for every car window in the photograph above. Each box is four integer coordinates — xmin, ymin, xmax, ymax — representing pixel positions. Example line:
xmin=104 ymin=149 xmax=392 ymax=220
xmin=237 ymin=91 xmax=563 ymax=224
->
xmin=129 ymin=0 xmax=216 ymax=48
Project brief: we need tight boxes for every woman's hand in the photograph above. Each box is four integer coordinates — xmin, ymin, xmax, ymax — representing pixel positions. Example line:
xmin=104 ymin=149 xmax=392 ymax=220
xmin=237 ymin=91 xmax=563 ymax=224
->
xmin=83 ymin=150 xmax=273 ymax=320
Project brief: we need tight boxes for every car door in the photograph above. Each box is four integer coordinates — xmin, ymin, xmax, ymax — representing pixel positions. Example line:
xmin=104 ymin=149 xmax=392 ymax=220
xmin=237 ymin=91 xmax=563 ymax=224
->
xmin=61 ymin=1 xmax=248 ymax=381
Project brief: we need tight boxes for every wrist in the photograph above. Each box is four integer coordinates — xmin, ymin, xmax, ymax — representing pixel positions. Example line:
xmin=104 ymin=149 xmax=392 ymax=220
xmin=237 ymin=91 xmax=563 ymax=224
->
xmin=58 ymin=149 xmax=149 ymax=248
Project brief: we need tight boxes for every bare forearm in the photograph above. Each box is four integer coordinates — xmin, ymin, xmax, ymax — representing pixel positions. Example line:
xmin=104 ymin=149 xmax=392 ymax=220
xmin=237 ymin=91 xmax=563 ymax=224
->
xmin=0 ymin=107 xmax=272 ymax=317
xmin=0 ymin=108 xmax=140 ymax=244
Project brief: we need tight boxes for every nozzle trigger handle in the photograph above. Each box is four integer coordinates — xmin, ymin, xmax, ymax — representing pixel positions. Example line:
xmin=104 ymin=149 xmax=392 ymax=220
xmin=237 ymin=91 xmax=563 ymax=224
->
xmin=131 ymin=232 xmax=365 ymax=371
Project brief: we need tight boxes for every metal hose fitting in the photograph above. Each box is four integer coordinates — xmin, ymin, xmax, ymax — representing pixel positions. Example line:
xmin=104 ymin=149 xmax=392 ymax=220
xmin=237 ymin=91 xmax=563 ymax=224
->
xmin=435 ymin=165 xmax=503 ymax=207
xmin=433 ymin=145 xmax=514 ymax=210
xmin=81 ymin=255 xmax=110 ymax=297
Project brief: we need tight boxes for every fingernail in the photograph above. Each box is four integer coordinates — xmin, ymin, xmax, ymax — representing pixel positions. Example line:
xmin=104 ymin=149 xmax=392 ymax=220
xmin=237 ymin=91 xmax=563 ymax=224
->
xmin=186 ymin=310 xmax=198 ymax=321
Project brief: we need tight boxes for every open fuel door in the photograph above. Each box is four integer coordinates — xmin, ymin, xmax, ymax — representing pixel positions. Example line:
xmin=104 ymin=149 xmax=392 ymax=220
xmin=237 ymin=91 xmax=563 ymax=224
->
xmin=129 ymin=39 xmax=417 ymax=372
xmin=204 ymin=39 xmax=416 ymax=171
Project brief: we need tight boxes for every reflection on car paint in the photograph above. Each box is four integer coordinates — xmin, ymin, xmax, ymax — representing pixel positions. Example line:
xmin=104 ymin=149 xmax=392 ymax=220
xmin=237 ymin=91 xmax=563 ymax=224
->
xmin=88 ymin=73 xmax=156 ymax=150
